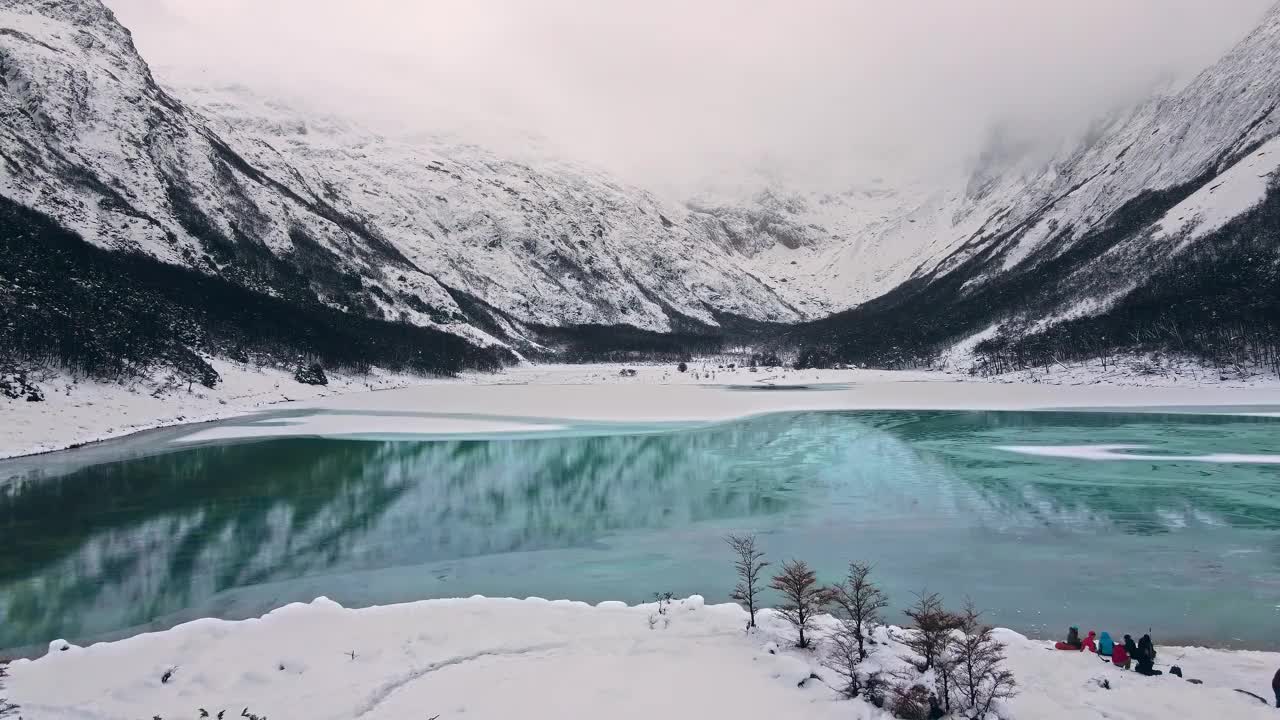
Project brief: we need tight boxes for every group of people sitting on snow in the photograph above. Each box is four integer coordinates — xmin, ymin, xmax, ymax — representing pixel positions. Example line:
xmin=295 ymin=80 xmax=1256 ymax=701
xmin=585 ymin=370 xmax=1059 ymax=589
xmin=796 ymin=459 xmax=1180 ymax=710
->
xmin=1058 ymin=626 xmax=1164 ymax=676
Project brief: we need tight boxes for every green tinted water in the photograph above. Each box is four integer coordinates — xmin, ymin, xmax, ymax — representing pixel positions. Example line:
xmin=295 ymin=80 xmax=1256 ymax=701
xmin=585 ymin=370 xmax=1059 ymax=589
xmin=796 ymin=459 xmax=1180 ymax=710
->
xmin=1 ymin=410 xmax=1278 ymax=654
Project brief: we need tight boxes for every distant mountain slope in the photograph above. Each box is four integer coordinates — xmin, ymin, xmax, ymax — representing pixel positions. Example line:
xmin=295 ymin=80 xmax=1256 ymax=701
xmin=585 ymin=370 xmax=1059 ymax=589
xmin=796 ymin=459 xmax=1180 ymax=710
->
xmin=786 ymin=4 xmax=1280 ymax=373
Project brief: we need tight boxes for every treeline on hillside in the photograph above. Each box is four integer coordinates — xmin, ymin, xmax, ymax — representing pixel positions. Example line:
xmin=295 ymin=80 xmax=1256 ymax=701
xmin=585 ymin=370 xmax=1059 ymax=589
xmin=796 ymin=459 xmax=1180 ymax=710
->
xmin=526 ymin=310 xmax=782 ymax=363
xmin=0 ymin=197 xmax=512 ymax=386
xmin=973 ymin=179 xmax=1280 ymax=378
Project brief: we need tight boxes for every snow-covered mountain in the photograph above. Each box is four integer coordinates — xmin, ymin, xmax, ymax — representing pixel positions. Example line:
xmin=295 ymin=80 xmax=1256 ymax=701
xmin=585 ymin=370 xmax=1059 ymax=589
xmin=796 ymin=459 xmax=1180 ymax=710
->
xmin=1 ymin=0 xmax=860 ymax=349
xmin=0 ymin=0 xmax=984 ymax=351
xmin=0 ymin=0 xmax=487 ymax=355
xmin=787 ymin=4 xmax=1280 ymax=370
xmin=3 ymin=0 xmax=1280 ymax=374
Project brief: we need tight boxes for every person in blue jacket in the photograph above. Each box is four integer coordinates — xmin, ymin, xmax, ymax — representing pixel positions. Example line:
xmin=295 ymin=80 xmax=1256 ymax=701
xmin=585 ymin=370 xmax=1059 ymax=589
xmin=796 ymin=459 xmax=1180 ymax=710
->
xmin=1096 ymin=631 xmax=1115 ymax=659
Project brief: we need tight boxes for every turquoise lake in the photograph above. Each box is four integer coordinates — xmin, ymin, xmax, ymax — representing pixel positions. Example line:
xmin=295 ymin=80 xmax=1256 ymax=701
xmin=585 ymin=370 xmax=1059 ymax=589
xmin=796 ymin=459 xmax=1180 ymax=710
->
xmin=1 ymin=409 xmax=1278 ymax=655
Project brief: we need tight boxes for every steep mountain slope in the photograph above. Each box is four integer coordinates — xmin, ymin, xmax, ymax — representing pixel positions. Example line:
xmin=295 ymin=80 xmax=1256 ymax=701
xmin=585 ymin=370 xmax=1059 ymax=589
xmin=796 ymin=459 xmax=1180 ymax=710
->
xmin=0 ymin=0 xmax=515 ymax=378
xmin=0 ymin=1 xmax=450 ymax=322
xmin=787 ymin=4 xmax=1280 ymax=373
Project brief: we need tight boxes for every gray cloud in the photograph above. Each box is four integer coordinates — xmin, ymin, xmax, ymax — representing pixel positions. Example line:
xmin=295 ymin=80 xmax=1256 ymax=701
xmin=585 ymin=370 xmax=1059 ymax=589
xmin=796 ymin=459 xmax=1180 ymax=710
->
xmin=105 ymin=0 xmax=1276 ymax=193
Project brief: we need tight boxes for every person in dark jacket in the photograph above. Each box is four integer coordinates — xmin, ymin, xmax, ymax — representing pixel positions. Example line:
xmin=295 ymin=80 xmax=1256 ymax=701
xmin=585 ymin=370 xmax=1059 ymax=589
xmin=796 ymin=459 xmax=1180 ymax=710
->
xmin=1066 ymin=626 xmax=1082 ymax=649
xmin=1123 ymin=635 xmax=1138 ymax=659
xmin=1138 ymin=634 xmax=1156 ymax=662
xmin=1272 ymin=667 xmax=1279 ymax=708
xmin=1134 ymin=633 xmax=1162 ymax=676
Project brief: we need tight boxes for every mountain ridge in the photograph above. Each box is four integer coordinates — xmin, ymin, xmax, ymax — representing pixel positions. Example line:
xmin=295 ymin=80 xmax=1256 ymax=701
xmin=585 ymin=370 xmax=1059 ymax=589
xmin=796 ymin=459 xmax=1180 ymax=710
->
xmin=3 ymin=0 xmax=1280 ymax=379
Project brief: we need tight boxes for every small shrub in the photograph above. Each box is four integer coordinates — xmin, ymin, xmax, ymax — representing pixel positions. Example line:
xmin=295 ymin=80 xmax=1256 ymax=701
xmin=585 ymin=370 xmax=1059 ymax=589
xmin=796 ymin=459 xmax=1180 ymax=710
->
xmin=829 ymin=562 xmax=889 ymax=661
xmin=0 ymin=368 xmax=43 ymax=402
xmin=769 ymin=559 xmax=831 ymax=649
xmin=888 ymin=683 xmax=933 ymax=720
xmin=900 ymin=590 xmax=960 ymax=672
xmin=294 ymin=362 xmax=328 ymax=386
xmin=864 ymin=672 xmax=887 ymax=709
xmin=826 ymin=625 xmax=867 ymax=698
xmin=648 ymin=591 xmax=674 ymax=629
xmin=677 ymin=361 xmax=688 ymax=372
xmin=794 ymin=346 xmax=839 ymax=370
xmin=950 ymin=600 xmax=1017 ymax=717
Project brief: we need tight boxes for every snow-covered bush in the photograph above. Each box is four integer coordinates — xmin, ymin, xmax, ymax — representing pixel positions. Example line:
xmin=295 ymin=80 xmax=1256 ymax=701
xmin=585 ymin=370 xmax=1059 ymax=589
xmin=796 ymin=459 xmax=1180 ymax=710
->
xmin=0 ymin=661 xmax=15 ymax=719
xmin=888 ymin=683 xmax=936 ymax=720
xmin=648 ymin=591 xmax=674 ymax=630
xmin=294 ymin=362 xmax=328 ymax=386
xmin=0 ymin=368 xmax=43 ymax=402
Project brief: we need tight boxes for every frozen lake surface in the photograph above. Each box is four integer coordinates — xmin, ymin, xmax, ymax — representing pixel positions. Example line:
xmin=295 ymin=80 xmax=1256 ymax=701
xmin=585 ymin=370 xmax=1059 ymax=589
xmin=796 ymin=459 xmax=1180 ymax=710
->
xmin=2 ymin=408 xmax=1278 ymax=654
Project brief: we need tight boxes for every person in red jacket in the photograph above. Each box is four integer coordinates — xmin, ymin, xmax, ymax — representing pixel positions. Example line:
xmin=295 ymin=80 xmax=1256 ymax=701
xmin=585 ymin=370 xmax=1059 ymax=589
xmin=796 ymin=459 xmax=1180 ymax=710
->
xmin=1111 ymin=641 xmax=1130 ymax=670
xmin=1082 ymin=631 xmax=1097 ymax=653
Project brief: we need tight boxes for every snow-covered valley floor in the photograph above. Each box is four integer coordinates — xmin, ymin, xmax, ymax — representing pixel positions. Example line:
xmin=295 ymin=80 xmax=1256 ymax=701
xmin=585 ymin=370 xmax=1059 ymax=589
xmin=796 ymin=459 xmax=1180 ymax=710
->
xmin=5 ymin=359 xmax=1280 ymax=460
xmin=4 ymin=595 xmax=1277 ymax=720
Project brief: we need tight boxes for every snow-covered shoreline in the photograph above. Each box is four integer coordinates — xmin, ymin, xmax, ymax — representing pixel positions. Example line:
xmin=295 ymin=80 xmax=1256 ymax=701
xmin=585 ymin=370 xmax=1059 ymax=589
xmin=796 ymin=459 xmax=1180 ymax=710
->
xmin=4 ymin=595 xmax=1277 ymax=720
xmin=5 ymin=360 xmax=1280 ymax=461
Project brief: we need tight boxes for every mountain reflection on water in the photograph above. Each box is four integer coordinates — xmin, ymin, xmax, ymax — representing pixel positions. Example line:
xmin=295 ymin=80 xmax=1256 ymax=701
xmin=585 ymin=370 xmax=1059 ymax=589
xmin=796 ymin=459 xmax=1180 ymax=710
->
xmin=2 ymin=410 xmax=1278 ymax=653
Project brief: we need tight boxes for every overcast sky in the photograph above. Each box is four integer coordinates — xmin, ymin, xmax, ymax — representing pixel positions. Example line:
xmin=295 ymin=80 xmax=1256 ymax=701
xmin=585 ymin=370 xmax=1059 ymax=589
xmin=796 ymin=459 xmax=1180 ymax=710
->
xmin=107 ymin=0 xmax=1275 ymax=194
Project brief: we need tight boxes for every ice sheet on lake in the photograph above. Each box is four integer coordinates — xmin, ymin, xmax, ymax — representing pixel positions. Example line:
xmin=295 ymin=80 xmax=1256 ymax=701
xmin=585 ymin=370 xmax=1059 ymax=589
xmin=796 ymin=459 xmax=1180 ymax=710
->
xmin=174 ymin=412 xmax=566 ymax=444
xmin=997 ymin=444 xmax=1280 ymax=464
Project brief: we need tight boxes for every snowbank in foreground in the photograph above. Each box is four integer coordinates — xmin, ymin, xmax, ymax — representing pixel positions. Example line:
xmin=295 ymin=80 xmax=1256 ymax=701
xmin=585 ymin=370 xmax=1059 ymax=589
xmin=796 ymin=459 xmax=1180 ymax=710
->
xmin=6 ymin=361 xmax=1280 ymax=460
xmin=4 ymin=596 xmax=1276 ymax=720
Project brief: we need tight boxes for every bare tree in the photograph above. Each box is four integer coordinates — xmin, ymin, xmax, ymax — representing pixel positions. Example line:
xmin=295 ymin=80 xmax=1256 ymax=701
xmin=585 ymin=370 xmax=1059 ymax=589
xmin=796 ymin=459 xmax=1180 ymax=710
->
xmin=826 ymin=627 xmax=889 ymax=707
xmin=769 ymin=559 xmax=830 ymax=649
xmin=829 ymin=562 xmax=889 ymax=661
xmin=951 ymin=600 xmax=1017 ymax=717
xmin=933 ymin=632 xmax=960 ymax=716
xmin=725 ymin=533 xmax=768 ymax=629
xmin=900 ymin=590 xmax=959 ymax=672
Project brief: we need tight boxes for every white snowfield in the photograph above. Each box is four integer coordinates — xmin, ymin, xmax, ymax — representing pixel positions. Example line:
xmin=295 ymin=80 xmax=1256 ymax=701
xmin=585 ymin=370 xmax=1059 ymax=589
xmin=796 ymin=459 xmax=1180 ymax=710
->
xmin=4 ymin=596 xmax=1277 ymax=720
xmin=5 ymin=361 xmax=1280 ymax=459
